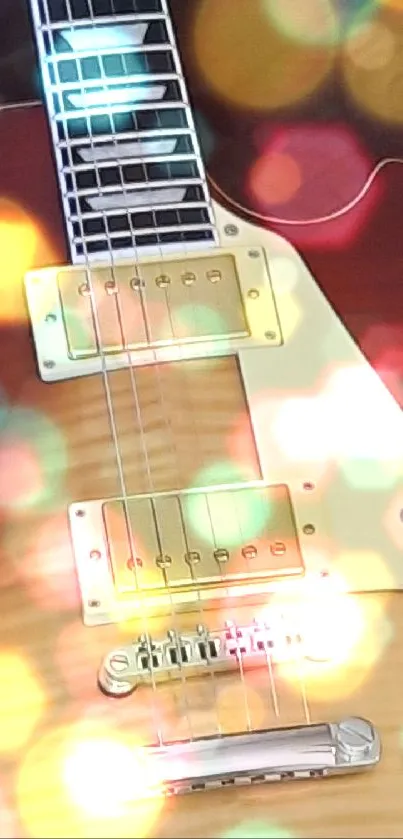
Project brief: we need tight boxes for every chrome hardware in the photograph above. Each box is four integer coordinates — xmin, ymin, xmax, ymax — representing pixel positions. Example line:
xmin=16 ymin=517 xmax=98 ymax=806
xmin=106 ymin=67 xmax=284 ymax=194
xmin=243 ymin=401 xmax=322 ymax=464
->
xmin=145 ymin=718 xmax=380 ymax=794
xmin=98 ymin=617 xmax=309 ymax=697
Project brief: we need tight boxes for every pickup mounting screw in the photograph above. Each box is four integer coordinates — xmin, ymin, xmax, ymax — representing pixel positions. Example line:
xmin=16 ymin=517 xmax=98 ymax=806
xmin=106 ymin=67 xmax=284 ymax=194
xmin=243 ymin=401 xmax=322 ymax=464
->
xmin=43 ymin=360 xmax=55 ymax=369
xmin=224 ymin=224 xmax=239 ymax=236
xmin=248 ymin=250 xmax=260 ymax=258
xmin=247 ymin=288 xmax=260 ymax=299
xmin=265 ymin=330 xmax=277 ymax=340
xmin=45 ymin=313 xmax=56 ymax=324
xmin=303 ymin=524 xmax=315 ymax=535
xmin=88 ymin=599 xmax=100 ymax=608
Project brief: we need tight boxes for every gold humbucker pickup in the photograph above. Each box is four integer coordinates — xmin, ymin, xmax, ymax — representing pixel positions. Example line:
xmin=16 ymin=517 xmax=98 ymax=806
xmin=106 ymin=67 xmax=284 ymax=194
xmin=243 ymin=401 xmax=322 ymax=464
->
xmin=69 ymin=483 xmax=305 ymax=626
xmin=25 ymin=247 xmax=282 ymax=382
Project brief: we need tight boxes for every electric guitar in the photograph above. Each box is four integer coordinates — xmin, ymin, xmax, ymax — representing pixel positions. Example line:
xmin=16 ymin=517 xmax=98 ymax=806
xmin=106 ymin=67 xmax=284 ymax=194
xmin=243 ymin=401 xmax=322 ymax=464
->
xmin=1 ymin=1 xmax=403 ymax=836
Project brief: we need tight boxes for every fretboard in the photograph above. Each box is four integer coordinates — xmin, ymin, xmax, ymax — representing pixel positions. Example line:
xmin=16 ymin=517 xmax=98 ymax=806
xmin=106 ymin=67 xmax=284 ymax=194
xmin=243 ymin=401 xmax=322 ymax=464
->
xmin=29 ymin=0 xmax=218 ymax=263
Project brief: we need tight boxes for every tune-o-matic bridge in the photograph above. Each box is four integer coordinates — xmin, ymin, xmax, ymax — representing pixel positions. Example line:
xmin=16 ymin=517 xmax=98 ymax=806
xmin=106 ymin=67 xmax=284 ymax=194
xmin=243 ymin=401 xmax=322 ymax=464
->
xmin=25 ymin=246 xmax=281 ymax=381
xmin=98 ymin=618 xmax=307 ymax=697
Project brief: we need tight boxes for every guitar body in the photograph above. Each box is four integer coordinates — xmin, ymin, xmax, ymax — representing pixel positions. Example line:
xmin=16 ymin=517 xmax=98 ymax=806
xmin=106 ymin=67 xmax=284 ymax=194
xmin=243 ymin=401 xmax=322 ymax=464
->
xmin=1 ymin=2 xmax=403 ymax=836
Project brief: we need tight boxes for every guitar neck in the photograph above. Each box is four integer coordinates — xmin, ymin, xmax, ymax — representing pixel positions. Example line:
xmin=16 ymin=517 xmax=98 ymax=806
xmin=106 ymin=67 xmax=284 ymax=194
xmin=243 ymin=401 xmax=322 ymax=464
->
xmin=28 ymin=0 xmax=218 ymax=264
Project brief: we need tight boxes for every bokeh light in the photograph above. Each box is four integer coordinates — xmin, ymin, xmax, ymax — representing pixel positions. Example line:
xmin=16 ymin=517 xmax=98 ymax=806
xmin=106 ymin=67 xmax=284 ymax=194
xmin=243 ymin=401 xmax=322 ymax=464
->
xmin=249 ymin=152 xmax=302 ymax=208
xmin=360 ymin=321 xmax=403 ymax=407
xmin=265 ymin=0 xmax=377 ymax=46
xmin=55 ymin=619 xmax=119 ymax=700
xmin=384 ymin=490 xmax=403 ymax=551
xmin=215 ymin=682 xmax=268 ymax=733
xmin=322 ymin=364 xmax=403 ymax=489
xmin=229 ymin=388 xmax=333 ymax=487
xmin=168 ymin=303 xmax=229 ymax=343
xmin=248 ymin=124 xmax=373 ymax=224
xmin=342 ymin=9 xmax=403 ymax=124
xmin=187 ymin=461 xmax=270 ymax=547
xmin=0 ymin=652 xmax=45 ymax=754
xmin=17 ymin=719 xmax=164 ymax=839
xmin=193 ymin=0 xmax=335 ymax=111
xmin=0 ymin=408 xmax=67 ymax=513
xmin=275 ymin=580 xmax=391 ymax=701
xmin=272 ymin=393 xmax=333 ymax=472
xmin=13 ymin=513 xmax=78 ymax=613
xmin=191 ymin=459 xmax=260 ymax=489
xmin=0 ymin=200 xmax=45 ymax=323
xmin=0 ymin=777 xmax=19 ymax=838
xmin=221 ymin=820 xmax=295 ymax=839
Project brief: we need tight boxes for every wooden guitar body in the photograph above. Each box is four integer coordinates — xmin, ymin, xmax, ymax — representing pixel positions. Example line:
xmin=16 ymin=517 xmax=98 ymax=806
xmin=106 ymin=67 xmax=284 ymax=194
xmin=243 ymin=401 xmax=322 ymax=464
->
xmin=1 ymin=2 xmax=403 ymax=836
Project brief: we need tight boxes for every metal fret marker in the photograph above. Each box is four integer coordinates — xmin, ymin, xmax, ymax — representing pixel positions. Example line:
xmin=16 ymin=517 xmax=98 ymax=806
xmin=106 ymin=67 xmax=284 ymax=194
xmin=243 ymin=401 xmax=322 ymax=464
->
xmin=59 ymin=24 xmax=149 ymax=51
xmin=86 ymin=187 xmax=187 ymax=212
xmin=68 ymin=86 xmax=167 ymax=110
xmin=77 ymin=139 xmax=178 ymax=161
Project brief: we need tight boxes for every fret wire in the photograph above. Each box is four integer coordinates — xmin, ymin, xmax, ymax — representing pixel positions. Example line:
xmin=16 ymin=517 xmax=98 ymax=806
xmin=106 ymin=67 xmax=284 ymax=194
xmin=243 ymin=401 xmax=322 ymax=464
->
xmin=39 ymin=16 xmax=166 ymax=31
xmin=33 ymin=0 xmax=217 ymax=263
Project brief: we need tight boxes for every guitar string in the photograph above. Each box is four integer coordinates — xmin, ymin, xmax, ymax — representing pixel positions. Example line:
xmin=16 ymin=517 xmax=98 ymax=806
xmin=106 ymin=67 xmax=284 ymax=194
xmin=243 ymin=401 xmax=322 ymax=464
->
xmin=112 ymin=0 xmax=230 ymax=738
xmin=50 ymin=0 xmax=307 ymax=738
xmin=83 ymin=0 xmax=262 ymax=738
xmin=159 ymin=0 xmax=232 ymax=734
xmin=92 ymin=1 xmax=198 ymax=741
xmin=69 ymin=0 xmax=225 ymax=742
xmin=160 ymin=0 xmax=296 ymax=729
xmin=62 ymin=0 xmax=166 ymax=746
xmin=61 ymin=0 xmax=307 ymax=737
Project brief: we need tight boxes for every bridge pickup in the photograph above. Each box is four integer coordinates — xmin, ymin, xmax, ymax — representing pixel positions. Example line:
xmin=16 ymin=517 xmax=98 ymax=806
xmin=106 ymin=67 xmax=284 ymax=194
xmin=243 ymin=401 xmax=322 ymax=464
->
xmin=98 ymin=618 xmax=306 ymax=698
xmin=25 ymin=246 xmax=281 ymax=382
xmin=69 ymin=483 xmax=305 ymax=626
